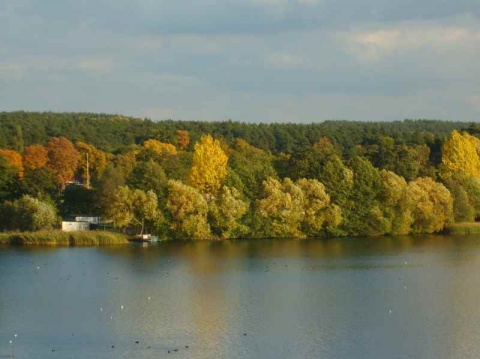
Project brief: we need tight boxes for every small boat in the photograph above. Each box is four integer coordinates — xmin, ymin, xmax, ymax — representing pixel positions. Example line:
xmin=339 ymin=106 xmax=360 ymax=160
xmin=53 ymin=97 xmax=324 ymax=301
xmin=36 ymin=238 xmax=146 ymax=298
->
xmin=129 ymin=234 xmax=160 ymax=244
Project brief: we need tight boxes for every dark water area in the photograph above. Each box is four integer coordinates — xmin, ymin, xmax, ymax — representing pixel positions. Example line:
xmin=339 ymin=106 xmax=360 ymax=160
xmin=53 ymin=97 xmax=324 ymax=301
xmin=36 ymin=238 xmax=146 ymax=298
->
xmin=1 ymin=235 xmax=480 ymax=358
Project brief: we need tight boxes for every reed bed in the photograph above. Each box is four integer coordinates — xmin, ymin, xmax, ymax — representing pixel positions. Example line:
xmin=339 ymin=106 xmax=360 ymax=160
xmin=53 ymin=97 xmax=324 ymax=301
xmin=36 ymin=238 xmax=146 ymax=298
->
xmin=446 ymin=222 xmax=480 ymax=235
xmin=0 ymin=230 xmax=129 ymax=246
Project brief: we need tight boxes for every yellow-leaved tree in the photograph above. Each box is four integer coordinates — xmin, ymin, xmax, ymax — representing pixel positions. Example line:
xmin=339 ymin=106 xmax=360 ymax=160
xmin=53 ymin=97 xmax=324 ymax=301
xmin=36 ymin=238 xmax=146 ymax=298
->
xmin=188 ymin=135 xmax=228 ymax=196
xmin=440 ymin=130 xmax=480 ymax=180
xmin=143 ymin=139 xmax=178 ymax=156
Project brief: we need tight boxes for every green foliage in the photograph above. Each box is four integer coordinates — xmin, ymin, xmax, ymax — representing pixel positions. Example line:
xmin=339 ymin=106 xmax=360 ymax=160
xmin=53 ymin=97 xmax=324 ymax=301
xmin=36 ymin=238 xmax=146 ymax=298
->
xmin=0 ymin=195 xmax=58 ymax=231
xmin=443 ymin=176 xmax=476 ymax=222
xmin=341 ymin=156 xmax=385 ymax=236
xmin=127 ymin=160 xmax=168 ymax=201
xmin=94 ymin=163 xmax=125 ymax=216
xmin=228 ymin=139 xmax=278 ymax=201
xmin=0 ymin=155 xmax=19 ymax=201
xmin=61 ymin=186 xmax=97 ymax=216
xmin=20 ymin=167 xmax=58 ymax=200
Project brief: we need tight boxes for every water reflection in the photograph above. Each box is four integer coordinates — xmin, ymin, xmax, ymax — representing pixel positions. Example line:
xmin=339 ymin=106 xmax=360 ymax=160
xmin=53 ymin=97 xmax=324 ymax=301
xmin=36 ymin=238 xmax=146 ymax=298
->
xmin=2 ymin=235 xmax=480 ymax=358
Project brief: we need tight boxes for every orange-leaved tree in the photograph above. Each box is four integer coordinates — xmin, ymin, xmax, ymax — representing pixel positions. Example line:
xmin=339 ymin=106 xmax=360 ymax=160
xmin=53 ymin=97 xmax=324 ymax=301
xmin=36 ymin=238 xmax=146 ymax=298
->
xmin=24 ymin=144 xmax=48 ymax=170
xmin=175 ymin=130 xmax=190 ymax=150
xmin=47 ymin=137 xmax=80 ymax=188
xmin=0 ymin=149 xmax=24 ymax=178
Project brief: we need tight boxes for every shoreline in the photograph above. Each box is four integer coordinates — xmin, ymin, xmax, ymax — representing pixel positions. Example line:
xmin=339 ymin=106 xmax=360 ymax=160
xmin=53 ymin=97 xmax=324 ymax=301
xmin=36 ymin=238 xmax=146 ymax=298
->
xmin=0 ymin=225 xmax=479 ymax=246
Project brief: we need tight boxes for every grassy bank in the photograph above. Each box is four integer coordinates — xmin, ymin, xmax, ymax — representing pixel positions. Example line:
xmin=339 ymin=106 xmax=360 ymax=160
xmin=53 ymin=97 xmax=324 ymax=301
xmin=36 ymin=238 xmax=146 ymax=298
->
xmin=446 ymin=222 xmax=480 ymax=235
xmin=0 ymin=230 xmax=129 ymax=246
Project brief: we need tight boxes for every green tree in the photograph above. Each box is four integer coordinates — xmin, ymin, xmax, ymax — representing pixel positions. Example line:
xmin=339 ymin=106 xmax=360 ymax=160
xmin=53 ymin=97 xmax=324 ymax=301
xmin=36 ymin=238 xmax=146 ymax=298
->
xmin=0 ymin=155 xmax=18 ymax=201
xmin=342 ymin=157 xmax=387 ymax=236
xmin=0 ymin=195 xmax=58 ymax=231
xmin=20 ymin=167 xmax=58 ymax=200
xmin=442 ymin=176 xmax=476 ymax=222
xmin=227 ymin=138 xmax=277 ymax=201
xmin=127 ymin=160 xmax=168 ymax=201
xmin=94 ymin=163 xmax=125 ymax=216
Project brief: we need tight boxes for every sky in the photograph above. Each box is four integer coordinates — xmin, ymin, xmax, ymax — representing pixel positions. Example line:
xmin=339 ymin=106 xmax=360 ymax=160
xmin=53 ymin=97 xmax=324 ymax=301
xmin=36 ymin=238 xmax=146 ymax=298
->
xmin=1 ymin=0 xmax=480 ymax=123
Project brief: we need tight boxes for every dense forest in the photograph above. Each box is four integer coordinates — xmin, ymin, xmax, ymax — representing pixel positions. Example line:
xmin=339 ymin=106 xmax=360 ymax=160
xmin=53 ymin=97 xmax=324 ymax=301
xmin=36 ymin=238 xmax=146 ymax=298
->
xmin=0 ymin=111 xmax=479 ymax=239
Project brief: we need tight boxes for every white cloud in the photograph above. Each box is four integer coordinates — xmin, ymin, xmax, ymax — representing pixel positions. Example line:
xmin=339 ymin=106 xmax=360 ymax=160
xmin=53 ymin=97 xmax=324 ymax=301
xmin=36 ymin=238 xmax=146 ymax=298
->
xmin=341 ymin=23 xmax=480 ymax=62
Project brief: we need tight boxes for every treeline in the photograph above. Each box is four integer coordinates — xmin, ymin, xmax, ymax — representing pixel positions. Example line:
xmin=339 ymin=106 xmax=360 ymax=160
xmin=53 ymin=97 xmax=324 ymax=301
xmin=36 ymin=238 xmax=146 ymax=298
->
xmin=0 ymin=111 xmax=479 ymax=239
xmin=0 ymin=111 xmax=475 ymax=155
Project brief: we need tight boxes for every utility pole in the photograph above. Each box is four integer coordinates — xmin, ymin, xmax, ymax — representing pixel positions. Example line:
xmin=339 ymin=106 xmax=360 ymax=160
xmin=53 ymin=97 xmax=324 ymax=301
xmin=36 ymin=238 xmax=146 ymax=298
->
xmin=86 ymin=152 xmax=90 ymax=189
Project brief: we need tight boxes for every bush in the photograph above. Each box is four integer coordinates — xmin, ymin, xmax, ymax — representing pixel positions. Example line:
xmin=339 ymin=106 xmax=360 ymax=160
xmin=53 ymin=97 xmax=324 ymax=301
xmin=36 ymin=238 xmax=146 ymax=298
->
xmin=0 ymin=195 xmax=58 ymax=231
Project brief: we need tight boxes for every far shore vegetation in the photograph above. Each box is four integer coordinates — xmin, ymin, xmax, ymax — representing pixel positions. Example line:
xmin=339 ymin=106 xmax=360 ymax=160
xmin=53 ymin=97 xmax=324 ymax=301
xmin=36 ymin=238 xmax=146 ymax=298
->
xmin=1 ymin=111 xmax=480 ymax=242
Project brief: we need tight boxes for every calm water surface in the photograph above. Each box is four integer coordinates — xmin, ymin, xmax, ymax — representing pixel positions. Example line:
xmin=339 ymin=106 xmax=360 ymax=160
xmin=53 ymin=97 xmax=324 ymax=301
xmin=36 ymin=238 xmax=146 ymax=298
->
xmin=1 ymin=235 xmax=480 ymax=358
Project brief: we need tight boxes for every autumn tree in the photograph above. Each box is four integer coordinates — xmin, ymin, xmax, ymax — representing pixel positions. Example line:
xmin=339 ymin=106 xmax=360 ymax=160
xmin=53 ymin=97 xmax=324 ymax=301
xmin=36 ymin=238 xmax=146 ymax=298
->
xmin=23 ymin=144 xmax=48 ymax=170
xmin=108 ymin=186 xmax=162 ymax=234
xmin=209 ymin=186 xmax=249 ymax=239
xmin=0 ymin=149 xmax=23 ymax=178
xmin=166 ymin=180 xmax=211 ymax=239
xmin=256 ymin=178 xmax=304 ymax=238
xmin=46 ymin=137 xmax=80 ymax=188
xmin=143 ymin=139 xmax=178 ymax=156
xmin=297 ymin=178 xmax=342 ymax=237
xmin=403 ymin=177 xmax=454 ymax=234
xmin=188 ymin=135 xmax=228 ymax=196
xmin=440 ymin=130 xmax=480 ymax=180
xmin=115 ymin=150 xmax=138 ymax=178
xmin=378 ymin=170 xmax=409 ymax=234
xmin=176 ymin=130 xmax=190 ymax=150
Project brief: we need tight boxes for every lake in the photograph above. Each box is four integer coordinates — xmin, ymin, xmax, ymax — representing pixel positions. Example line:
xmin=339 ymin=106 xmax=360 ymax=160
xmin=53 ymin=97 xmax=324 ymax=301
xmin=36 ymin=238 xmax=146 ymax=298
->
xmin=1 ymin=235 xmax=480 ymax=358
